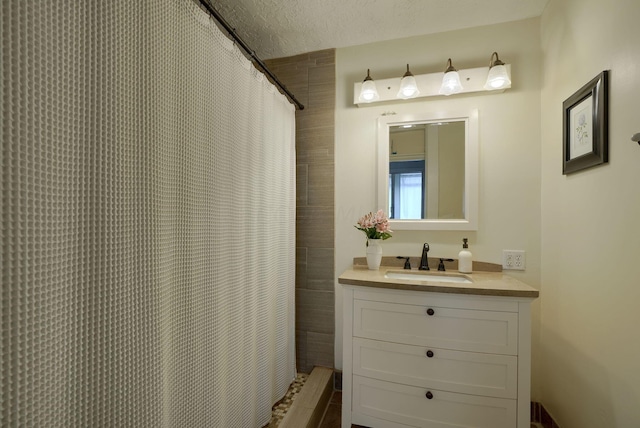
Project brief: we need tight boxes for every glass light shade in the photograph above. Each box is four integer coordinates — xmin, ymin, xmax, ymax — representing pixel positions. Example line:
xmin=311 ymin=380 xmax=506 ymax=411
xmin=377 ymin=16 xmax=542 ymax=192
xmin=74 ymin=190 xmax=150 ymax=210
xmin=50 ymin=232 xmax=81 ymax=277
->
xmin=397 ymin=75 xmax=419 ymax=99
xmin=484 ymin=64 xmax=511 ymax=90
xmin=439 ymin=70 xmax=463 ymax=96
xmin=359 ymin=79 xmax=380 ymax=102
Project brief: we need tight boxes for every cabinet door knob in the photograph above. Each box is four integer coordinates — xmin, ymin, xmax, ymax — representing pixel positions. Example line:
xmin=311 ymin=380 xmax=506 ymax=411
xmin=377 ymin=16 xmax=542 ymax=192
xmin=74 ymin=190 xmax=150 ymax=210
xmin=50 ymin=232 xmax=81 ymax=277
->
xmin=425 ymin=391 xmax=434 ymax=400
xmin=426 ymin=350 xmax=434 ymax=358
xmin=426 ymin=308 xmax=435 ymax=316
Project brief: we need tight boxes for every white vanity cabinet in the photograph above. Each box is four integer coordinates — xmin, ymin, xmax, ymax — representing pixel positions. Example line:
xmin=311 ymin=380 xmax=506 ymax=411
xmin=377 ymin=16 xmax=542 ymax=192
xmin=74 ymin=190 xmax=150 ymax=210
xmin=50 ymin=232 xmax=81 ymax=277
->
xmin=341 ymin=279 xmax=536 ymax=428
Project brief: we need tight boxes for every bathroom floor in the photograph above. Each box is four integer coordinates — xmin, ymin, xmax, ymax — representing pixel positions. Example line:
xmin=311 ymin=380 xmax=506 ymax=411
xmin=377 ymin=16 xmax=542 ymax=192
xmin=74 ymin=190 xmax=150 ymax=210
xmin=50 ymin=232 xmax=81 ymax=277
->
xmin=317 ymin=391 xmax=365 ymax=428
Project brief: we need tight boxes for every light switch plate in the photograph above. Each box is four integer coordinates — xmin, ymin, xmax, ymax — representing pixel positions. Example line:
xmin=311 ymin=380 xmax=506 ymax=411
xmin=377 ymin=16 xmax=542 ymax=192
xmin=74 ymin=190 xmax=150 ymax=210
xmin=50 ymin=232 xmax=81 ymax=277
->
xmin=503 ymin=250 xmax=525 ymax=270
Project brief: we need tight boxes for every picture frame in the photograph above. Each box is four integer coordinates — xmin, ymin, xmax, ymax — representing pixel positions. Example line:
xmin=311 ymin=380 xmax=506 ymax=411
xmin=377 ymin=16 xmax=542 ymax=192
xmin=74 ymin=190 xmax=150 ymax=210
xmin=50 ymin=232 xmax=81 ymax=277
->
xmin=562 ymin=70 xmax=609 ymax=174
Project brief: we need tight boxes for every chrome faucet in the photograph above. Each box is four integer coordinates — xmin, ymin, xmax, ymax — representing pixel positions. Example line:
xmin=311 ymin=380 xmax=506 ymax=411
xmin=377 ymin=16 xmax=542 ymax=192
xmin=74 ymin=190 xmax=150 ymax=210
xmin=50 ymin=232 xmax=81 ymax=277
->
xmin=419 ymin=243 xmax=430 ymax=270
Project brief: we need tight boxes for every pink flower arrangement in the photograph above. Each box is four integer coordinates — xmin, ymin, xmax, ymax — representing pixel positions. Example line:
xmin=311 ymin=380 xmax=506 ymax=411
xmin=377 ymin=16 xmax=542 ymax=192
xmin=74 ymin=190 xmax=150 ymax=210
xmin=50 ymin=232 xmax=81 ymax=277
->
xmin=355 ymin=209 xmax=392 ymax=241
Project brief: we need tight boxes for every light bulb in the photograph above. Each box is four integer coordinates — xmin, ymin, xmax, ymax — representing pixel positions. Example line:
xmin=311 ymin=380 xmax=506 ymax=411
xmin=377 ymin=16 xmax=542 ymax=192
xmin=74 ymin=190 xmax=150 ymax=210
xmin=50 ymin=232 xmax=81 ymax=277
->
xmin=484 ymin=52 xmax=511 ymax=90
xmin=358 ymin=69 xmax=380 ymax=103
xmin=397 ymin=64 xmax=420 ymax=99
xmin=439 ymin=59 xmax=463 ymax=96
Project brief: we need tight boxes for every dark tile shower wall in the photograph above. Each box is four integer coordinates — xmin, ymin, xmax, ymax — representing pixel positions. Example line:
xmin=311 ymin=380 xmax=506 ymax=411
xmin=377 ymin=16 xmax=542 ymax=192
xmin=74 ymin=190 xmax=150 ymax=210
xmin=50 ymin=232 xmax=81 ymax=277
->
xmin=265 ymin=49 xmax=336 ymax=373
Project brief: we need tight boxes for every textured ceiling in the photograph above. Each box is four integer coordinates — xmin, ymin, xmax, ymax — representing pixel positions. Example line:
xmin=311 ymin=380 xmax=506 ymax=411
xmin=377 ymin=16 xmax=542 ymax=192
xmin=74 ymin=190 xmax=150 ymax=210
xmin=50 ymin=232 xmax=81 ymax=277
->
xmin=207 ymin=0 xmax=548 ymax=59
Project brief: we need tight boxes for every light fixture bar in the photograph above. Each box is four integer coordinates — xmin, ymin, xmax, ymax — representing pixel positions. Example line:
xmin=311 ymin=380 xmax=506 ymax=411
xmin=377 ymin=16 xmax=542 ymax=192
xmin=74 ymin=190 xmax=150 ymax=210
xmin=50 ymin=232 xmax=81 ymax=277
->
xmin=353 ymin=64 xmax=511 ymax=106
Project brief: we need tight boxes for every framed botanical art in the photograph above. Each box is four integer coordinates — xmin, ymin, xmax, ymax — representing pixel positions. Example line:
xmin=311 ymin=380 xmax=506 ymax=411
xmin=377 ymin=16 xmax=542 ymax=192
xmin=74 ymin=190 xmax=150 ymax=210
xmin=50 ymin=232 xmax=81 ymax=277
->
xmin=562 ymin=70 xmax=609 ymax=174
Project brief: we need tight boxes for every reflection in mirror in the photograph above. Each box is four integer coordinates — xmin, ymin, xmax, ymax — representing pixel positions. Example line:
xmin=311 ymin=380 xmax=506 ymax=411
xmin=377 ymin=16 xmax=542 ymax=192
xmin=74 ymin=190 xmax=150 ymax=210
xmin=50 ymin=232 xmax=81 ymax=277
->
xmin=389 ymin=121 xmax=465 ymax=220
xmin=377 ymin=110 xmax=478 ymax=231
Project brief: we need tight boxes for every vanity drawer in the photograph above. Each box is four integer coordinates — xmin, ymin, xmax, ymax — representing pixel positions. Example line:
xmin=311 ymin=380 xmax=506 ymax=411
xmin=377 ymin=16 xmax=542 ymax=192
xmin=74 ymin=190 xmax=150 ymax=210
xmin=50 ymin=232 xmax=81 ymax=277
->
xmin=353 ymin=299 xmax=518 ymax=354
xmin=352 ymin=375 xmax=516 ymax=428
xmin=353 ymin=337 xmax=517 ymax=399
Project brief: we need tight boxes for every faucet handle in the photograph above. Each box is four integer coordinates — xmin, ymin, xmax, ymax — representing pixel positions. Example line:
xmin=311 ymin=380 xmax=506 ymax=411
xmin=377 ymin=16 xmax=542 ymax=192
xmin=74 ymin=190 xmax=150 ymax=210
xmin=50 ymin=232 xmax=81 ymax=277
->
xmin=438 ymin=258 xmax=455 ymax=271
xmin=396 ymin=256 xmax=411 ymax=270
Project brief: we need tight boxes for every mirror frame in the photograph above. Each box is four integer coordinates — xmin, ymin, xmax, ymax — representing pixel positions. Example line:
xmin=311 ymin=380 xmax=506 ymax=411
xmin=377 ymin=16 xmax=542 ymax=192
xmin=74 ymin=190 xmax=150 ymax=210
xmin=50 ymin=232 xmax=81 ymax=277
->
xmin=377 ymin=109 xmax=479 ymax=230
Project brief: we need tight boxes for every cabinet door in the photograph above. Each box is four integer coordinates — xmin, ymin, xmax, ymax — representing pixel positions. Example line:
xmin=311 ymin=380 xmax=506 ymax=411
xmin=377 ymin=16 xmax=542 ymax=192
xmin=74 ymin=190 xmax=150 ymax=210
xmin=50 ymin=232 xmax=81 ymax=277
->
xmin=353 ymin=337 xmax=517 ymax=398
xmin=353 ymin=299 xmax=518 ymax=354
xmin=353 ymin=375 xmax=516 ymax=428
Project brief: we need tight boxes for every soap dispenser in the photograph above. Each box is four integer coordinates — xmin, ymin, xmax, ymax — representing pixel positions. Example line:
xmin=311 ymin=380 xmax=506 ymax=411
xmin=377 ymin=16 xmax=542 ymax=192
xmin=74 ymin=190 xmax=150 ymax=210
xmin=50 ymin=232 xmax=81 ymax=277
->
xmin=458 ymin=238 xmax=472 ymax=273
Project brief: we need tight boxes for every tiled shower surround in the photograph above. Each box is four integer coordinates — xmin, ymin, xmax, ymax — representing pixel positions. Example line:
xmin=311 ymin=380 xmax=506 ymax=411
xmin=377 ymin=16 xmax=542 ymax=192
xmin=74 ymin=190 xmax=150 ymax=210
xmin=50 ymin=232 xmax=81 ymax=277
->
xmin=265 ymin=49 xmax=336 ymax=373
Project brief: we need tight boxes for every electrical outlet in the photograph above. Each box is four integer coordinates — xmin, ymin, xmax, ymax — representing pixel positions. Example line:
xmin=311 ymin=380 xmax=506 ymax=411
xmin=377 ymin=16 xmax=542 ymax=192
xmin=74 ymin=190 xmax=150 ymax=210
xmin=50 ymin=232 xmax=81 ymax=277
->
xmin=503 ymin=250 xmax=526 ymax=270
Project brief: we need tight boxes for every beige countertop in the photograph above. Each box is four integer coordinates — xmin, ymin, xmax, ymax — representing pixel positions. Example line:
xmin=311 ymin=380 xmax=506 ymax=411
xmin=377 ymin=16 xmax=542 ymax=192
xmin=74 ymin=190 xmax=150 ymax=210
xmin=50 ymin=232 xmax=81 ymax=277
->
xmin=339 ymin=266 xmax=539 ymax=298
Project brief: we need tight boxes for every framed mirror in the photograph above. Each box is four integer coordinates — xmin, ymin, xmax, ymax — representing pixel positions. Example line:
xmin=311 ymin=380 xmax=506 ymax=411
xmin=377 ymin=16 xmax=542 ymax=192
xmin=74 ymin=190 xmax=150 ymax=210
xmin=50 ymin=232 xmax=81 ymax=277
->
xmin=377 ymin=110 xmax=478 ymax=230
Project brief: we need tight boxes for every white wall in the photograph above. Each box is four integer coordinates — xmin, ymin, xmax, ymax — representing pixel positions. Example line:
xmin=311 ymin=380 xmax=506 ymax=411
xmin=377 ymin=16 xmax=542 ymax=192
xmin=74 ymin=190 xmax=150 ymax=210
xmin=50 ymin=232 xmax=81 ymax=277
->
xmin=335 ymin=18 xmax=543 ymax=395
xmin=540 ymin=0 xmax=640 ymax=426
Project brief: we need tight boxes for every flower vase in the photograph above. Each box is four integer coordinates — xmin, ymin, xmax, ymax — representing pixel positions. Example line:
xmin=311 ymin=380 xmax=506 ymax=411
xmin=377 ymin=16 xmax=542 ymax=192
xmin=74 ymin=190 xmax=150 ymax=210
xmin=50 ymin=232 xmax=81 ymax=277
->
xmin=366 ymin=239 xmax=383 ymax=270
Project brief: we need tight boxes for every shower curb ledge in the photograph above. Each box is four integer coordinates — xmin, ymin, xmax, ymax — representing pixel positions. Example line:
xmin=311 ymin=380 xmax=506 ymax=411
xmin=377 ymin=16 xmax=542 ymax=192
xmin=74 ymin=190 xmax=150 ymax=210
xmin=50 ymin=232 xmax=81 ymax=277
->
xmin=280 ymin=366 xmax=333 ymax=428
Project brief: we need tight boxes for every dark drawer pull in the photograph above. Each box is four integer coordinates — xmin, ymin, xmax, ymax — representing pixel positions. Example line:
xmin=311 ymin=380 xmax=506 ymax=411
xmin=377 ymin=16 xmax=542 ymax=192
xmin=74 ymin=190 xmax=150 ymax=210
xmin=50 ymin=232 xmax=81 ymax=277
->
xmin=426 ymin=350 xmax=434 ymax=358
xmin=425 ymin=391 xmax=434 ymax=400
xmin=426 ymin=308 xmax=435 ymax=316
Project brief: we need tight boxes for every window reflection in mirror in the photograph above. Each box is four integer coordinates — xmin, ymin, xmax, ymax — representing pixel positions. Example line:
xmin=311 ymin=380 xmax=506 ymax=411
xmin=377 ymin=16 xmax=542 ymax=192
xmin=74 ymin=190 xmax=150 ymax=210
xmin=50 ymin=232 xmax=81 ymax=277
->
xmin=388 ymin=121 xmax=465 ymax=220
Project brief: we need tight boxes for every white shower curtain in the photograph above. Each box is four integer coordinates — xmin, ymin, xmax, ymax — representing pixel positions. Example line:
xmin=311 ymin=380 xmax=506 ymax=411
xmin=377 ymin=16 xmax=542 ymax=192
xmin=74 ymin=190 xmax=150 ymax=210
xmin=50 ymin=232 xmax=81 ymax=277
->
xmin=1 ymin=1 xmax=296 ymax=427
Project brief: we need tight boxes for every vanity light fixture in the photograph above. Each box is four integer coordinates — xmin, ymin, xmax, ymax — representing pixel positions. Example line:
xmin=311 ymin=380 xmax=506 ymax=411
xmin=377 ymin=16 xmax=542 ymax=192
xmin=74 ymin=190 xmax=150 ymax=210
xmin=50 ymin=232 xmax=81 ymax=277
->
xmin=397 ymin=64 xmax=420 ymax=99
xmin=358 ymin=69 xmax=380 ymax=103
xmin=439 ymin=58 xmax=463 ymax=96
xmin=353 ymin=54 xmax=511 ymax=106
xmin=484 ymin=52 xmax=511 ymax=90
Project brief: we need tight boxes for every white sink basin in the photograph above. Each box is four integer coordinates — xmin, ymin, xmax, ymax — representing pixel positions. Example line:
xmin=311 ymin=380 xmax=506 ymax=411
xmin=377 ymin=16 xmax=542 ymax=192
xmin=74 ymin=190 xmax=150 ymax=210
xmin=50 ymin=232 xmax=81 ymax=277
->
xmin=385 ymin=271 xmax=472 ymax=284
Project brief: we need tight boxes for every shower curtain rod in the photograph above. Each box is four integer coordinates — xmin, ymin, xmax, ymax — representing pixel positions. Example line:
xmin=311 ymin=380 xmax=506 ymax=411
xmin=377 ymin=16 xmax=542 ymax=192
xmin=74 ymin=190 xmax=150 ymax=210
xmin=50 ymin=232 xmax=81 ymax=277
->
xmin=197 ymin=0 xmax=305 ymax=110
